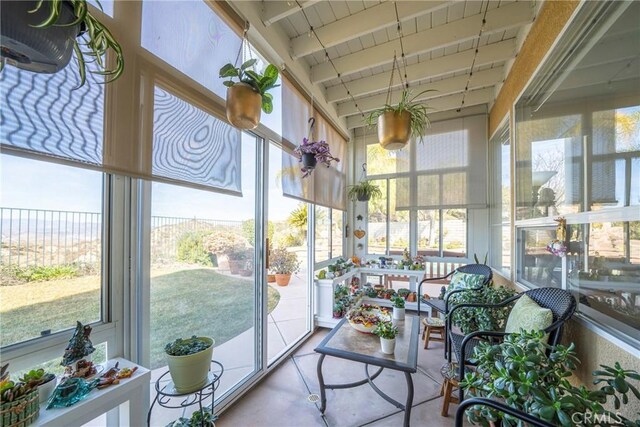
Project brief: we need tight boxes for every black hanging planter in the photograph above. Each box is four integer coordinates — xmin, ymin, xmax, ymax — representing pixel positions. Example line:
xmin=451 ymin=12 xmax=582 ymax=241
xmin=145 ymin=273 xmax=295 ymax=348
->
xmin=1 ymin=1 xmax=83 ymax=74
xmin=357 ymin=193 xmax=371 ymax=202
xmin=301 ymin=153 xmax=317 ymax=170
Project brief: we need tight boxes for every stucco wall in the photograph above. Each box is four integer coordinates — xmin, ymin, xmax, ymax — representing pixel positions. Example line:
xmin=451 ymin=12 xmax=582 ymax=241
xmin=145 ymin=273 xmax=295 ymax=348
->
xmin=488 ymin=0 xmax=580 ymax=136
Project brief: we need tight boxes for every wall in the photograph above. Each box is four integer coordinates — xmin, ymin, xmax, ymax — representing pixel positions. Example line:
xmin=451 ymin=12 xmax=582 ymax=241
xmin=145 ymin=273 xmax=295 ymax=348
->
xmin=488 ymin=0 xmax=580 ymax=136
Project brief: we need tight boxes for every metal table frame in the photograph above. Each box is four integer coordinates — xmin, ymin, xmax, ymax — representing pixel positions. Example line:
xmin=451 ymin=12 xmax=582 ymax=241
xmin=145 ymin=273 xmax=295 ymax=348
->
xmin=314 ymin=316 xmax=420 ymax=427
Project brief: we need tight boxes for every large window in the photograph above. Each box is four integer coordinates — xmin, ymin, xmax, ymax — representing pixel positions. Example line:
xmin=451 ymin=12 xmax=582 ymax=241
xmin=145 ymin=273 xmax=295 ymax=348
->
xmin=489 ymin=123 xmax=511 ymax=274
xmin=315 ymin=206 xmax=344 ymax=263
xmin=416 ymin=209 xmax=467 ymax=258
xmin=0 ymin=155 xmax=105 ymax=348
xmin=514 ymin=1 xmax=640 ymax=346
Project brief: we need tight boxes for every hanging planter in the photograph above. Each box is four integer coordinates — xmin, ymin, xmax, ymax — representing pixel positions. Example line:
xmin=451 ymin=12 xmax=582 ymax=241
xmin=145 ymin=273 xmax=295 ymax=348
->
xmin=293 ymin=119 xmax=339 ymax=178
xmin=347 ymin=164 xmax=382 ymax=202
xmin=366 ymin=54 xmax=433 ymax=150
xmin=219 ymin=31 xmax=280 ymax=130
xmin=1 ymin=0 xmax=124 ymax=86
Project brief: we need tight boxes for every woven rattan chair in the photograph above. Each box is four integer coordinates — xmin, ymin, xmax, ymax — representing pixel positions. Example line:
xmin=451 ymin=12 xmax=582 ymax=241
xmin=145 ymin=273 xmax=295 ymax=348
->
xmin=449 ymin=287 xmax=577 ymax=402
xmin=416 ymin=264 xmax=492 ymax=357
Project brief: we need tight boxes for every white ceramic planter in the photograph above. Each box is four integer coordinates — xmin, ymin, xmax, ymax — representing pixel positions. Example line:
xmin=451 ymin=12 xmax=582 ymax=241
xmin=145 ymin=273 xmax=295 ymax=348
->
xmin=380 ymin=337 xmax=396 ymax=354
xmin=393 ymin=307 xmax=405 ymax=320
xmin=166 ymin=337 xmax=215 ymax=393
xmin=38 ymin=377 xmax=57 ymax=404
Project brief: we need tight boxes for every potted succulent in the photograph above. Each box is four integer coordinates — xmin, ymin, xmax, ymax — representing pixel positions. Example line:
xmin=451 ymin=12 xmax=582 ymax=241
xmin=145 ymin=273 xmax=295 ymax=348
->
xmin=1 ymin=0 xmax=124 ymax=86
xmin=347 ymin=180 xmax=382 ymax=202
xmin=293 ymin=137 xmax=340 ymax=178
xmin=373 ymin=321 xmax=399 ymax=355
xmin=165 ymin=336 xmax=215 ymax=394
xmin=366 ymin=89 xmax=433 ymax=150
xmin=0 ymin=364 xmax=40 ymax=424
xmin=19 ymin=368 xmax=56 ymax=404
xmin=461 ymin=330 xmax=640 ymax=427
xmin=270 ymin=248 xmax=300 ymax=286
xmin=219 ymin=59 xmax=279 ymax=130
xmin=391 ymin=296 xmax=405 ymax=320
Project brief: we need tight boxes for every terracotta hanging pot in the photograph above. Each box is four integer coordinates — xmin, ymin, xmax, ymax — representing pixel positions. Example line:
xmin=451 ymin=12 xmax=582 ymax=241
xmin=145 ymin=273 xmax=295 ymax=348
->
xmin=301 ymin=153 xmax=317 ymax=170
xmin=378 ymin=110 xmax=411 ymax=150
xmin=226 ymin=83 xmax=262 ymax=130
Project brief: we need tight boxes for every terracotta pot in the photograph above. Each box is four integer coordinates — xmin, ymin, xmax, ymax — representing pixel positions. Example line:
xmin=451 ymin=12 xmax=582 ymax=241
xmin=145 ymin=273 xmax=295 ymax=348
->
xmin=275 ymin=273 xmax=292 ymax=286
xmin=406 ymin=292 xmax=417 ymax=302
xmin=377 ymin=110 xmax=411 ymax=150
xmin=267 ymin=274 xmax=276 ymax=283
xmin=226 ymin=83 xmax=261 ymax=130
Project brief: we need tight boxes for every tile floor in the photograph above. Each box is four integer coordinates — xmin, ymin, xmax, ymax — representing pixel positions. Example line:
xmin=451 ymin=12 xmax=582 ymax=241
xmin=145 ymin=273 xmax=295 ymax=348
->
xmin=216 ymin=326 xmax=467 ymax=427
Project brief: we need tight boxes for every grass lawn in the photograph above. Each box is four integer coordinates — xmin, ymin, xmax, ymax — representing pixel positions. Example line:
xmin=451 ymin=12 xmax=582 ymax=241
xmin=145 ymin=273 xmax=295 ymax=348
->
xmin=1 ymin=267 xmax=280 ymax=369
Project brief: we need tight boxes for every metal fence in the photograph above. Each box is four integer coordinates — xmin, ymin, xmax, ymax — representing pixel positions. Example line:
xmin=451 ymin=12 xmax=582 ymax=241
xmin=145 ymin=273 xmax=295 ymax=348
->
xmin=0 ymin=207 xmax=242 ymax=268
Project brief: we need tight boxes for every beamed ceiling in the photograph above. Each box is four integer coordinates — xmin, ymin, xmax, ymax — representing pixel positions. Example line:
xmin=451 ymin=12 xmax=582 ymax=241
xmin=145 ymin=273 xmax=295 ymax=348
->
xmin=237 ymin=0 xmax=538 ymax=134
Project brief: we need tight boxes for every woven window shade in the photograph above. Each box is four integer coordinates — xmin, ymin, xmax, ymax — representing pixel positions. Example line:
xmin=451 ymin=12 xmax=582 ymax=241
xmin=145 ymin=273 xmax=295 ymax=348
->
xmin=281 ymin=77 xmax=348 ymax=209
xmin=397 ymin=114 xmax=487 ymax=209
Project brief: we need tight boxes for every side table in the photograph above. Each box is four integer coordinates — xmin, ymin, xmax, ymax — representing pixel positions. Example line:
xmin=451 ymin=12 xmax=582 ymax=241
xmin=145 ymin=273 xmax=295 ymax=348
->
xmin=147 ymin=361 xmax=224 ymax=427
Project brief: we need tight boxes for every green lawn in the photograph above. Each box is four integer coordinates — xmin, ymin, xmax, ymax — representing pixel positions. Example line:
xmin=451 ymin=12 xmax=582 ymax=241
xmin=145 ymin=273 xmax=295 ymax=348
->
xmin=1 ymin=268 xmax=280 ymax=370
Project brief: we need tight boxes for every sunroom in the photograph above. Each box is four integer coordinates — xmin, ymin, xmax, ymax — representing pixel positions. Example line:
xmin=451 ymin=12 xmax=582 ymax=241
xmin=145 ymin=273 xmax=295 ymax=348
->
xmin=0 ymin=0 xmax=638 ymax=426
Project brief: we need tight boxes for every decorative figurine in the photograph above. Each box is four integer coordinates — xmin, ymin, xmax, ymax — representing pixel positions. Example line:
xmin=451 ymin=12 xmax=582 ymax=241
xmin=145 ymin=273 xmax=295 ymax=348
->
xmin=46 ymin=377 xmax=98 ymax=409
xmin=61 ymin=321 xmax=96 ymax=367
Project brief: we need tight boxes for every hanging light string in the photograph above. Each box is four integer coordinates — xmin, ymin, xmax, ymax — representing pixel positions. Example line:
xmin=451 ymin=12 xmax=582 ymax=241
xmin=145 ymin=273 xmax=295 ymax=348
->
xmin=458 ymin=0 xmax=490 ymax=112
xmin=294 ymin=0 xmax=367 ymax=121
xmin=393 ymin=1 xmax=410 ymax=89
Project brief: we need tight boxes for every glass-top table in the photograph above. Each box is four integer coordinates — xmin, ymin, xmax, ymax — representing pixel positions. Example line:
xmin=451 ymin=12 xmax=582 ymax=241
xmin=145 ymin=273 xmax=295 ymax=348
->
xmin=314 ymin=315 xmax=420 ymax=426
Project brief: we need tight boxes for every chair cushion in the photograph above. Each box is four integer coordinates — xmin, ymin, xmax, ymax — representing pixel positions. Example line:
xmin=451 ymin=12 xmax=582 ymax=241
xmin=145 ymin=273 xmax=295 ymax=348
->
xmin=505 ymin=294 xmax=553 ymax=340
xmin=446 ymin=271 xmax=485 ymax=295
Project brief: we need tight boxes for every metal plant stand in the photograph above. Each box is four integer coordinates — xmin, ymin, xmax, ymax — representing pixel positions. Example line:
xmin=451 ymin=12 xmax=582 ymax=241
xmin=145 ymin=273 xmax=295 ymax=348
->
xmin=147 ymin=361 xmax=224 ymax=427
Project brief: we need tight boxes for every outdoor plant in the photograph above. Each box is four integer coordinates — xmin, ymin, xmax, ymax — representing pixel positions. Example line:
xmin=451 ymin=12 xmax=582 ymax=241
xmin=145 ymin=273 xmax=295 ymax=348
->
xmin=372 ymin=321 xmax=398 ymax=340
xmin=202 ymin=230 xmax=247 ymax=256
xmin=347 ymin=180 xmax=382 ymax=202
xmin=164 ymin=336 xmax=212 ymax=356
xmin=461 ymin=330 xmax=640 ymax=427
xmin=366 ymin=89 xmax=434 ymax=143
xmin=6 ymin=0 xmax=125 ymax=86
xmin=176 ymin=232 xmax=212 ymax=266
xmin=391 ymin=296 xmax=405 ymax=309
xmin=269 ymin=248 xmax=300 ymax=275
xmin=448 ymin=285 xmax=517 ymax=334
xmin=219 ymin=59 xmax=279 ymax=113
xmin=293 ymin=137 xmax=340 ymax=178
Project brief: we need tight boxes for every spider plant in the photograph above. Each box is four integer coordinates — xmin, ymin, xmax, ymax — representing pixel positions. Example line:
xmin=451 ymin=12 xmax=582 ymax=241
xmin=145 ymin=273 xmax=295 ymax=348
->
xmin=366 ymin=89 xmax=435 ymax=142
xmin=347 ymin=180 xmax=382 ymax=202
xmin=29 ymin=0 xmax=124 ymax=86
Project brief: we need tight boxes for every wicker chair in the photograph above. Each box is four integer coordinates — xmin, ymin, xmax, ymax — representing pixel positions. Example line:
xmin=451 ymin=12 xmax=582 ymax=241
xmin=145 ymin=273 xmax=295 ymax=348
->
xmin=416 ymin=263 xmax=492 ymax=357
xmin=455 ymin=397 xmax=555 ymax=427
xmin=449 ymin=287 xmax=577 ymax=402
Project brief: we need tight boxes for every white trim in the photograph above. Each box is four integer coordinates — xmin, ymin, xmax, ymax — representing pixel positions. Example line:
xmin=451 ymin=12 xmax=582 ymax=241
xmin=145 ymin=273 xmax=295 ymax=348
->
xmin=573 ymin=314 xmax=640 ymax=357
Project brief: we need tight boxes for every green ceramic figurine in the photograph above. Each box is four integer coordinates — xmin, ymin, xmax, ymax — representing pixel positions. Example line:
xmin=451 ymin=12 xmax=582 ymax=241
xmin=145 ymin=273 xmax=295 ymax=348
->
xmin=61 ymin=321 xmax=96 ymax=367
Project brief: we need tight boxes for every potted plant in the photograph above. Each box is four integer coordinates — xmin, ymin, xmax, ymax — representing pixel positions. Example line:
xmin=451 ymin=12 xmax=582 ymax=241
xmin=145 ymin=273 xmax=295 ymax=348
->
xmin=347 ymin=180 xmax=382 ymax=202
xmin=239 ymin=260 xmax=253 ymax=277
xmin=1 ymin=0 xmax=124 ymax=86
xmin=391 ymin=296 xmax=405 ymax=320
xmin=227 ymin=247 xmax=249 ymax=275
xmin=19 ymin=368 xmax=56 ymax=404
xmin=333 ymin=302 xmax=344 ymax=319
xmin=461 ymin=330 xmax=640 ymax=427
xmin=373 ymin=321 xmax=399 ymax=355
xmin=0 ymin=364 xmax=40 ymax=424
xmin=293 ymin=137 xmax=340 ymax=178
xmin=270 ymin=248 xmax=300 ymax=286
xmin=165 ymin=336 xmax=215 ymax=394
xmin=219 ymin=59 xmax=279 ymax=130
xmin=366 ymin=89 xmax=433 ymax=150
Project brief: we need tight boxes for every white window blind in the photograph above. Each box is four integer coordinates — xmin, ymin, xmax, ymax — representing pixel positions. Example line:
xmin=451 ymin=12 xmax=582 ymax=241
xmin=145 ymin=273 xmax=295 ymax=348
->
xmin=397 ymin=114 xmax=488 ymax=209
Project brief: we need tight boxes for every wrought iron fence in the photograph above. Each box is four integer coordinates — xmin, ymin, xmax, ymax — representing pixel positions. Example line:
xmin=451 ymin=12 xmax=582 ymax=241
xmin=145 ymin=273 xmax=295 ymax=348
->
xmin=0 ymin=207 xmax=242 ymax=267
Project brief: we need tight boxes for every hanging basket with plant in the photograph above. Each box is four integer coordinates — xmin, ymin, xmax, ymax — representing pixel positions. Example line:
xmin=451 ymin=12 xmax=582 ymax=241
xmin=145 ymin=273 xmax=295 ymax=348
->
xmin=293 ymin=117 xmax=339 ymax=177
xmin=347 ymin=164 xmax=382 ymax=202
xmin=366 ymin=54 xmax=433 ymax=150
xmin=219 ymin=28 xmax=279 ymax=130
xmin=1 ymin=0 xmax=124 ymax=87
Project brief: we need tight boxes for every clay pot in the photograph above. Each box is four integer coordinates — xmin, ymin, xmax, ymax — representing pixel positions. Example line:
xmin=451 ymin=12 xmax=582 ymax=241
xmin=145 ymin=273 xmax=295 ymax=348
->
xmin=275 ymin=273 xmax=292 ymax=286
xmin=267 ymin=274 xmax=276 ymax=283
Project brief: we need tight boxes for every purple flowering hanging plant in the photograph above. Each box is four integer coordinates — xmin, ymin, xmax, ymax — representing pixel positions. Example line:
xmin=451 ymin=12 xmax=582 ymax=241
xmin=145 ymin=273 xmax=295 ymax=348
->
xmin=293 ymin=137 xmax=340 ymax=178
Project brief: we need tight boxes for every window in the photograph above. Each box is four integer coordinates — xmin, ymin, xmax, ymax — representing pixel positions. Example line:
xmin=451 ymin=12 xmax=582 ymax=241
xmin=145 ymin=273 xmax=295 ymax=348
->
xmin=416 ymin=209 xmax=467 ymax=258
xmin=514 ymin=0 xmax=640 ymax=346
xmin=315 ymin=206 xmax=344 ymax=263
xmin=489 ymin=124 xmax=511 ymax=274
xmin=366 ymin=178 xmax=411 ymax=256
xmin=0 ymin=155 xmax=104 ymax=348
xmin=331 ymin=209 xmax=344 ymax=259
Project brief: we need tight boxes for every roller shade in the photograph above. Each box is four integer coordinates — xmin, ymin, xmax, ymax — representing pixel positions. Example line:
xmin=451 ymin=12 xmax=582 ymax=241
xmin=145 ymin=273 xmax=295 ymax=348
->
xmin=397 ymin=114 xmax=488 ymax=209
xmin=281 ymin=77 xmax=348 ymax=209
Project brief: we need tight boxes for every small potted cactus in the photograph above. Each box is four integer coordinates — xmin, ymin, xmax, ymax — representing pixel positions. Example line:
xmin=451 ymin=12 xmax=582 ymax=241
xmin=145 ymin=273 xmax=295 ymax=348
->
xmin=165 ymin=336 xmax=214 ymax=393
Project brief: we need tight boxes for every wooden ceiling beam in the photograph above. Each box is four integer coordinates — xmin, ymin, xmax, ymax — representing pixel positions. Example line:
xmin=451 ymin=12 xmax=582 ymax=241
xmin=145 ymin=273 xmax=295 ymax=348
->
xmin=326 ymin=39 xmax=516 ymax=103
xmin=337 ymin=66 xmax=504 ymax=117
xmin=311 ymin=1 xmax=533 ymax=83
xmin=262 ymin=0 xmax=320 ymax=27
xmin=345 ymin=87 xmax=495 ymax=129
xmin=291 ymin=1 xmax=449 ymax=59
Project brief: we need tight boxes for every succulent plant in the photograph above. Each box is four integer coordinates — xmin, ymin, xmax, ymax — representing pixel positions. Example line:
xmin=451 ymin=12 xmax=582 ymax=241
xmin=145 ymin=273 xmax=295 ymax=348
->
xmin=165 ymin=336 xmax=212 ymax=357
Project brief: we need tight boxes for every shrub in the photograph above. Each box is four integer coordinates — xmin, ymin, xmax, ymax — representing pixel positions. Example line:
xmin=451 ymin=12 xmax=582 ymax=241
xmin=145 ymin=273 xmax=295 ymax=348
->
xmin=278 ymin=233 xmax=303 ymax=247
xmin=176 ymin=232 xmax=211 ymax=266
xmin=241 ymin=220 xmax=274 ymax=244
xmin=1 ymin=264 xmax=79 ymax=283
xmin=201 ymin=229 xmax=247 ymax=255
xmin=269 ymin=248 xmax=300 ymax=274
